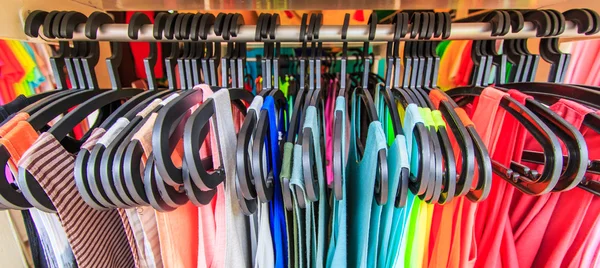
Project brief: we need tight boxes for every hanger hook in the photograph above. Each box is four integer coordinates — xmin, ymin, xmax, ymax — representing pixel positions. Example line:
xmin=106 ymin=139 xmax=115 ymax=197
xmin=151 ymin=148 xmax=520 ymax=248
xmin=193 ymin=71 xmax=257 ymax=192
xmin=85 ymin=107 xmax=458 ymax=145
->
xmin=269 ymin=13 xmax=281 ymax=90
xmin=581 ymin=8 xmax=600 ymax=35
xmin=128 ymin=12 xmax=151 ymax=40
xmin=563 ymin=8 xmax=596 ymax=35
xmin=24 ymin=10 xmax=48 ymax=38
xmin=362 ymin=12 xmax=377 ymax=89
xmin=523 ymin=10 xmax=552 ymax=37
xmin=59 ymin=11 xmax=87 ymax=39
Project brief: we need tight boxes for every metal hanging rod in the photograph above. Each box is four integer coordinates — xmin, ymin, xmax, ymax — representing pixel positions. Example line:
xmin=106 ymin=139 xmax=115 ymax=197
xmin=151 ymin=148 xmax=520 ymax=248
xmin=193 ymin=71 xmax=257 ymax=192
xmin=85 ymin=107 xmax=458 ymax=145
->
xmin=36 ymin=20 xmax=596 ymax=42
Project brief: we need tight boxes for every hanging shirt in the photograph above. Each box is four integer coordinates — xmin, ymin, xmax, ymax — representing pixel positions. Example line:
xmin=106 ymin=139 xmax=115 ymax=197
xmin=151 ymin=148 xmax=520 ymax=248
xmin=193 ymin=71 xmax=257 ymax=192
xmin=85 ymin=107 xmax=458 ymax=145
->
xmin=261 ymin=95 xmax=289 ymax=268
xmin=429 ymin=87 xmax=509 ymax=268
xmin=188 ymin=84 xmax=223 ymax=268
xmin=507 ymin=99 xmax=600 ymax=268
xmin=20 ymin=42 xmax=46 ymax=91
xmin=404 ymin=107 xmax=436 ymax=268
xmin=459 ymin=87 xmax=511 ymax=267
xmin=386 ymin=103 xmax=422 ymax=268
xmin=289 ymin=132 xmax=308 ymax=267
xmin=132 ymin=91 xmax=204 ymax=268
xmin=422 ymin=110 xmax=448 ymax=267
xmin=347 ymin=90 xmax=387 ymax=268
xmin=324 ymin=80 xmax=338 ymax=186
xmin=302 ymin=105 xmax=328 ymax=268
xmin=18 ymin=129 xmax=135 ymax=267
xmin=471 ymin=89 xmax=530 ymax=267
xmin=370 ymin=86 xmax=409 ymax=268
xmin=78 ymin=127 xmax=144 ymax=267
xmin=427 ymin=89 xmax=469 ymax=268
xmin=208 ymin=89 xmax=251 ymax=267
xmin=437 ymin=40 xmax=469 ymax=90
xmin=249 ymin=96 xmax=275 ymax=268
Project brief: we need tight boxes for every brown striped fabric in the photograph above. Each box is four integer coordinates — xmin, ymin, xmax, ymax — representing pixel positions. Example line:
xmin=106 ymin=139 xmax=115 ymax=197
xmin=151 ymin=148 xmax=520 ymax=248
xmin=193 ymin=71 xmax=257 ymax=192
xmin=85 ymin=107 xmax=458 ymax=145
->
xmin=18 ymin=132 xmax=136 ymax=268
xmin=117 ymin=208 xmax=143 ymax=268
xmin=80 ymin=128 xmax=142 ymax=268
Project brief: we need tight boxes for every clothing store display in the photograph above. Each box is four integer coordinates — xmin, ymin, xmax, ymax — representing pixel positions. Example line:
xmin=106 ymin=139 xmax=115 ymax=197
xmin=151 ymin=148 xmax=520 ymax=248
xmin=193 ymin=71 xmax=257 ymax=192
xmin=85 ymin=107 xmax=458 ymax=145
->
xmin=0 ymin=8 xmax=597 ymax=268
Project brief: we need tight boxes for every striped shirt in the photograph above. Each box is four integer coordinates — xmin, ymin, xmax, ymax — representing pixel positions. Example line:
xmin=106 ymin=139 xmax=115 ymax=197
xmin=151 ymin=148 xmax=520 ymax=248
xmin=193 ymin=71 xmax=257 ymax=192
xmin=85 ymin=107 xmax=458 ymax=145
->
xmin=19 ymin=132 xmax=136 ymax=267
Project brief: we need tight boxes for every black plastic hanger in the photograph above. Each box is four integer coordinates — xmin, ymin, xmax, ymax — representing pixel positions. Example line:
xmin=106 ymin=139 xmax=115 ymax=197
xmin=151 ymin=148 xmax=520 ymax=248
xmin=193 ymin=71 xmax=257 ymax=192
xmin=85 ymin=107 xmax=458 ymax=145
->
xmin=16 ymin=11 xmax=142 ymax=211
xmin=189 ymin=12 xmax=206 ymax=85
xmin=195 ymin=13 xmax=218 ymax=86
xmin=219 ymin=15 xmax=236 ymax=88
xmin=356 ymin=84 xmax=390 ymax=205
xmin=420 ymin=12 xmax=477 ymax=200
xmin=79 ymin=12 xmax=177 ymax=209
xmin=182 ymin=13 xmax=253 ymax=206
xmin=152 ymin=57 xmax=203 ymax=186
xmin=401 ymin=14 xmax=439 ymax=202
xmin=64 ymin=12 xmax=90 ymax=90
xmin=331 ymin=13 xmax=351 ymax=201
xmin=411 ymin=12 xmax=447 ymax=204
xmin=93 ymin=95 xmax=170 ymax=209
xmin=449 ymin=13 xmax=566 ymax=197
xmin=392 ymin=48 xmax=431 ymax=197
xmin=302 ymin=13 xmax=326 ymax=202
xmin=92 ymin=13 xmax=174 ymax=208
xmin=0 ymin=11 xmax=79 ymax=210
xmin=183 ymin=87 xmax=254 ymax=202
xmin=142 ymin=153 xmax=177 ymax=211
xmin=447 ymin=86 xmax=564 ymax=196
xmin=446 ymin=11 xmax=518 ymax=200
xmin=247 ymin=13 xmax=288 ymax=203
xmin=493 ymin=40 xmax=588 ymax=196
xmin=160 ymin=13 xmax=181 ymax=90
xmin=236 ymin=13 xmax=271 ymax=211
xmin=498 ymin=9 xmax=598 ymax=192
xmin=37 ymin=74 xmax=143 ymax=210
xmin=492 ymin=86 xmax=588 ymax=193
xmin=349 ymin=13 xmax=389 ymax=205
xmin=73 ymin=12 xmax=155 ymax=208
xmin=418 ymin=12 xmax=459 ymax=204
xmin=377 ymin=12 xmax=410 ymax=207
xmin=47 ymin=11 xmax=81 ymax=89
xmin=117 ymin=13 xmax=194 ymax=206
xmin=150 ymin=14 xmax=240 ymax=207
xmin=118 ymin=113 xmax=161 ymax=206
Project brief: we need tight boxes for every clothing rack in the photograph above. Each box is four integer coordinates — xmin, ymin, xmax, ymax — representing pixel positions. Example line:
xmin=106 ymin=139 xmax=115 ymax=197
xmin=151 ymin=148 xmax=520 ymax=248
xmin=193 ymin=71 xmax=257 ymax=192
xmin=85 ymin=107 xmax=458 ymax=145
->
xmin=34 ymin=20 xmax=594 ymax=42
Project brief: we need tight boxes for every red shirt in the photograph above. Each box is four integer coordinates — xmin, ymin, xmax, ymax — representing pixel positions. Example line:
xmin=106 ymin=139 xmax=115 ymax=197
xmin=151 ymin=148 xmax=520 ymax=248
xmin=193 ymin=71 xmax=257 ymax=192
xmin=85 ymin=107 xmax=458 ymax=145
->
xmin=509 ymin=99 xmax=600 ymax=267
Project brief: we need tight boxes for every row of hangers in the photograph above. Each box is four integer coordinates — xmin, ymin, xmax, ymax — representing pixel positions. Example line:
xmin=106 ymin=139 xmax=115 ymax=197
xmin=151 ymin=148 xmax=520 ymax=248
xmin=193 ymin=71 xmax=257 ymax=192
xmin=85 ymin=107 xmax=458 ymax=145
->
xmin=0 ymin=8 xmax=597 ymax=214
xmin=449 ymin=9 xmax=600 ymax=196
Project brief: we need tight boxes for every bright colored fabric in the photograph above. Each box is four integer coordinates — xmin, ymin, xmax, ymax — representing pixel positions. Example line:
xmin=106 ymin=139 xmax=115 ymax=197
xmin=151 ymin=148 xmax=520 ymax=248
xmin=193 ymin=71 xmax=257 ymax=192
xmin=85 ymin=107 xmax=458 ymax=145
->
xmin=507 ymin=99 xmax=600 ymax=268
xmin=347 ymin=90 xmax=387 ymax=268
xmin=438 ymin=41 xmax=469 ymax=90
xmin=472 ymin=89 xmax=530 ymax=267
xmin=0 ymin=40 xmax=25 ymax=102
xmin=263 ymin=96 xmax=289 ymax=268
xmin=564 ymin=40 xmax=600 ymax=84
xmin=326 ymin=96 xmax=348 ymax=268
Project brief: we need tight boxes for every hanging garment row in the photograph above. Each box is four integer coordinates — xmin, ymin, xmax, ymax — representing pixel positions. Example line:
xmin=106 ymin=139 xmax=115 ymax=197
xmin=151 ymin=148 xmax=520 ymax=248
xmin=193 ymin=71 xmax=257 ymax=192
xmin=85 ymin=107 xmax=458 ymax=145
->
xmin=1 ymin=8 xmax=598 ymax=268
